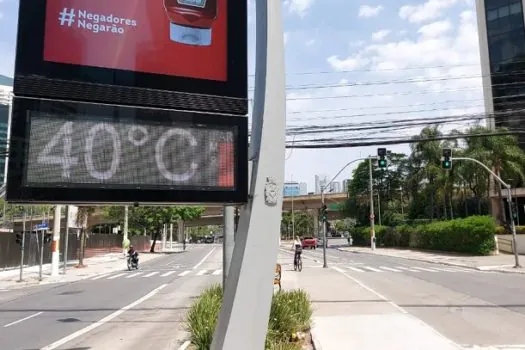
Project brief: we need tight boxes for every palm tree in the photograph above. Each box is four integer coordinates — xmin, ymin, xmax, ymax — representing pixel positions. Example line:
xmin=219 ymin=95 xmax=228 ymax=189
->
xmin=408 ymin=126 xmax=456 ymax=220
xmin=465 ymin=126 xmax=525 ymax=225
xmin=75 ymin=206 xmax=96 ymax=267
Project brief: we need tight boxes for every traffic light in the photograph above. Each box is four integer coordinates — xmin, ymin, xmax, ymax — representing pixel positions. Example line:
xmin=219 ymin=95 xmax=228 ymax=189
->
xmin=442 ymin=148 xmax=452 ymax=169
xmin=321 ymin=205 xmax=328 ymax=222
xmin=377 ymin=148 xmax=387 ymax=168
xmin=15 ymin=233 xmax=22 ymax=245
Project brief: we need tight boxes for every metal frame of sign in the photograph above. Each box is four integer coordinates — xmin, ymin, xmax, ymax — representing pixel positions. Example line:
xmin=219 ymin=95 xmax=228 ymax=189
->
xmin=6 ymin=97 xmax=248 ymax=204
xmin=13 ymin=0 xmax=248 ymax=115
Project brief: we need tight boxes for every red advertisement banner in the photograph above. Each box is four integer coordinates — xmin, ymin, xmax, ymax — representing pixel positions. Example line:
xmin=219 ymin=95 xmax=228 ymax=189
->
xmin=44 ymin=0 xmax=227 ymax=81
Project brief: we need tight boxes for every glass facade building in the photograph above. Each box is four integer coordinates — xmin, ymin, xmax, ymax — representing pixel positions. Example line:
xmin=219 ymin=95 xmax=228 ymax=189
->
xmin=480 ymin=0 xmax=525 ymax=144
xmin=476 ymin=0 xmax=525 ymax=223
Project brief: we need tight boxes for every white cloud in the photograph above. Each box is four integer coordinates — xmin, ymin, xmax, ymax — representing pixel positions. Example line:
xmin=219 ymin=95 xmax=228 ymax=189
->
xmin=399 ymin=0 xmax=460 ymax=23
xmin=285 ymin=0 xmax=315 ymax=17
xmin=305 ymin=39 xmax=316 ymax=46
xmin=358 ymin=5 xmax=384 ymax=18
xmin=418 ymin=19 xmax=453 ymax=37
xmin=327 ymin=55 xmax=367 ymax=71
xmin=372 ymin=29 xmax=391 ymax=41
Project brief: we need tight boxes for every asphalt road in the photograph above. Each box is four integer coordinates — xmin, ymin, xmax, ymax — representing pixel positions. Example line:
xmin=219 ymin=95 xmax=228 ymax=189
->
xmin=302 ymin=239 xmax=525 ymax=348
xmin=0 ymin=244 xmax=221 ymax=350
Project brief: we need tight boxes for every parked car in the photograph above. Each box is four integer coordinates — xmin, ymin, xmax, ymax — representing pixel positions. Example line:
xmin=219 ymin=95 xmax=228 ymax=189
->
xmin=316 ymin=237 xmax=324 ymax=248
xmin=204 ymin=236 xmax=215 ymax=244
xmin=301 ymin=236 xmax=317 ymax=249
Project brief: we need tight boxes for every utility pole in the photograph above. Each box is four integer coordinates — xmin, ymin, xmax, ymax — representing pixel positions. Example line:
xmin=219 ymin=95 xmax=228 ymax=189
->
xmin=169 ymin=223 xmax=173 ymax=250
xmin=63 ymin=205 xmax=70 ymax=274
xmin=369 ymin=157 xmax=376 ymax=250
xmin=291 ymin=174 xmax=295 ymax=243
xmin=51 ymin=205 xmax=61 ymax=276
xmin=453 ymin=156 xmax=521 ymax=268
xmin=223 ymin=206 xmax=235 ymax=288
xmin=377 ymin=191 xmax=382 ymax=226
xmin=19 ymin=209 xmax=26 ymax=282
xmin=321 ymin=189 xmax=328 ymax=268
xmin=123 ymin=205 xmax=129 ymax=255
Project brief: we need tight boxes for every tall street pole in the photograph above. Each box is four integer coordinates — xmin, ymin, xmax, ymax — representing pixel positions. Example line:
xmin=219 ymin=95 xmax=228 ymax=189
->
xmin=291 ymin=174 xmax=295 ymax=242
xmin=123 ymin=205 xmax=129 ymax=255
xmin=51 ymin=205 xmax=61 ymax=276
xmin=223 ymin=206 xmax=235 ymax=288
xmin=19 ymin=209 xmax=26 ymax=282
xmin=321 ymin=189 xmax=327 ymax=268
xmin=369 ymin=157 xmax=376 ymax=250
xmin=63 ymin=205 xmax=70 ymax=274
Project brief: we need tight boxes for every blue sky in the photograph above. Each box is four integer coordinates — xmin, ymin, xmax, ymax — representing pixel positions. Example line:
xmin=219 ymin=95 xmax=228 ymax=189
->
xmin=0 ymin=0 xmax=485 ymax=192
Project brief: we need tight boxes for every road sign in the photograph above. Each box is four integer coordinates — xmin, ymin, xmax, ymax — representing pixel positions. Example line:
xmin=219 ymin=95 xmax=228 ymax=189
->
xmin=33 ymin=223 xmax=48 ymax=230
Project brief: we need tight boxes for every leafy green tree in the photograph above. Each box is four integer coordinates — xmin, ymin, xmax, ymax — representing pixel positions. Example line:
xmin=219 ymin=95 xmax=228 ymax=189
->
xmin=75 ymin=206 xmax=96 ymax=267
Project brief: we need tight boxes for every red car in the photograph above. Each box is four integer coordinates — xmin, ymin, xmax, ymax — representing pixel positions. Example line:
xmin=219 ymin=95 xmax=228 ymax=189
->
xmin=301 ymin=237 xmax=317 ymax=249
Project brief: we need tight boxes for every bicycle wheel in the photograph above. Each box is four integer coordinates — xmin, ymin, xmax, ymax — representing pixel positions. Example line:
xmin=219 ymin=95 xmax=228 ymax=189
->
xmin=298 ymin=258 xmax=302 ymax=272
xmin=294 ymin=258 xmax=298 ymax=271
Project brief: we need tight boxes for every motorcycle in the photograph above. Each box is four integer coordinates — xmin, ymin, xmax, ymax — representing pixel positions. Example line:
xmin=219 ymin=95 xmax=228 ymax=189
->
xmin=127 ymin=254 xmax=139 ymax=270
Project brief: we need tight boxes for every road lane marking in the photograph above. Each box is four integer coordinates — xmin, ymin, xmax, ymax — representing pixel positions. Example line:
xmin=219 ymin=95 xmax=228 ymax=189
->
xmin=107 ymin=273 xmax=126 ymax=280
xmin=91 ymin=274 xmax=111 ymax=280
xmin=161 ymin=271 xmax=177 ymax=277
xmin=196 ymin=270 xmax=208 ymax=276
xmin=125 ymin=272 xmax=143 ymax=278
xmin=3 ymin=312 xmax=43 ymax=328
xmin=331 ymin=266 xmax=464 ymax=348
xmin=41 ymin=284 xmax=167 ymax=350
xmin=396 ymin=266 xmax=420 ymax=272
xmin=362 ymin=266 xmax=383 ymax=272
xmin=143 ymin=272 xmax=159 ymax=278
xmin=193 ymin=247 xmax=216 ymax=269
xmin=212 ymin=269 xmax=222 ymax=275
xmin=411 ymin=267 xmax=439 ymax=272
xmin=348 ymin=266 xmax=365 ymax=272
xmin=380 ymin=266 xmax=402 ymax=272
xmin=179 ymin=270 xmax=191 ymax=277
xmin=333 ymin=266 xmax=406 ymax=313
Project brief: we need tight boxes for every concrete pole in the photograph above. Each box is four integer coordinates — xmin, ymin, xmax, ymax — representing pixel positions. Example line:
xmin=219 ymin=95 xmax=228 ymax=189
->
xmin=162 ymin=224 xmax=166 ymax=252
xmin=223 ymin=206 xmax=235 ymax=287
xmin=19 ymin=209 xmax=26 ymax=282
xmin=169 ymin=223 xmax=173 ymax=250
xmin=369 ymin=157 xmax=376 ymax=250
xmin=123 ymin=205 xmax=129 ymax=255
xmin=322 ymin=190 xmax=328 ymax=268
xmin=211 ymin=0 xmax=286 ymax=347
xmin=63 ymin=205 xmax=70 ymax=274
xmin=506 ymin=187 xmax=521 ymax=268
xmin=51 ymin=205 xmax=62 ymax=276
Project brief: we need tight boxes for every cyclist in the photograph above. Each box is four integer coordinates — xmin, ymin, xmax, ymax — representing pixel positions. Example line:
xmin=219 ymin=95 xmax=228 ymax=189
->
xmin=293 ymin=237 xmax=302 ymax=269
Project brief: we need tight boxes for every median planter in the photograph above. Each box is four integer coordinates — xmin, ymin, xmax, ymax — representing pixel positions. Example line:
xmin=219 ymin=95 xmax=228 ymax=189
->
xmin=184 ymin=284 xmax=313 ymax=350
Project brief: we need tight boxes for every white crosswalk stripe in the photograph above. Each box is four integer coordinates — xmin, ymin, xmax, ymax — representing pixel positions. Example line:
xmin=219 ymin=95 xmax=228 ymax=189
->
xmin=107 ymin=273 xmax=126 ymax=280
xmin=340 ymin=265 xmax=477 ymax=274
xmin=212 ymin=269 xmax=222 ymax=275
xmin=125 ymin=272 xmax=143 ymax=278
xmin=161 ymin=271 xmax=177 ymax=277
xmin=143 ymin=272 xmax=159 ymax=278
xmin=196 ymin=269 xmax=208 ymax=276
xmin=178 ymin=270 xmax=191 ymax=277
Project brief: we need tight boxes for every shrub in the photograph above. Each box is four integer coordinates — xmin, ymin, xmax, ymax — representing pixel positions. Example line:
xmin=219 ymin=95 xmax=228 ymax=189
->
xmin=496 ymin=225 xmax=525 ymax=235
xmin=186 ymin=287 xmax=313 ymax=350
xmin=415 ymin=216 xmax=496 ymax=255
xmin=184 ymin=284 xmax=223 ymax=350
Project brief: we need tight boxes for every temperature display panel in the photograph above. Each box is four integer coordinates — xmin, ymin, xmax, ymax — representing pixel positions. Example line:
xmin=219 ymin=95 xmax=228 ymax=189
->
xmin=7 ymin=97 xmax=248 ymax=204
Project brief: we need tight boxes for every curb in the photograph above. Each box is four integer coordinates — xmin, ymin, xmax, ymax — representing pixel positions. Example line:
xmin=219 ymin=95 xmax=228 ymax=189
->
xmin=336 ymin=248 xmax=525 ymax=274
xmin=310 ymin=328 xmax=323 ymax=350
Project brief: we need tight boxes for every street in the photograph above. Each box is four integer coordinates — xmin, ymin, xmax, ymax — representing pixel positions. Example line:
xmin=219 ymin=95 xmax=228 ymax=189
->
xmin=294 ymin=238 xmax=525 ymax=348
xmin=0 ymin=244 xmax=222 ymax=350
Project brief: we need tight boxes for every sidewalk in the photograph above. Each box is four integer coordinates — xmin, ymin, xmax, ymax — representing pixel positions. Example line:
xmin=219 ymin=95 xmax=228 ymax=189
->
xmin=278 ymin=256 xmax=464 ymax=350
xmin=338 ymin=246 xmax=525 ymax=274
xmin=0 ymin=252 xmax=165 ymax=290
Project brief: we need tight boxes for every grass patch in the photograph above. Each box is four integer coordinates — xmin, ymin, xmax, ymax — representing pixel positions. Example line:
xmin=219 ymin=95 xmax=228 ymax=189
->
xmin=185 ymin=284 xmax=313 ymax=350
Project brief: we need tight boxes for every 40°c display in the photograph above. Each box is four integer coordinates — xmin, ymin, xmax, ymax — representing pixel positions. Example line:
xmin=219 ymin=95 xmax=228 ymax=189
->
xmin=26 ymin=115 xmax=236 ymax=189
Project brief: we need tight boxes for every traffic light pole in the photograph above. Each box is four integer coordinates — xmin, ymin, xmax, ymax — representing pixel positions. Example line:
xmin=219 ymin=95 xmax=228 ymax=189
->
xmin=369 ymin=157 xmax=376 ymax=250
xmin=453 ymin=157 xmax=520 ymax=268
xmin=321 ymin=190 xmax=327 ymax=268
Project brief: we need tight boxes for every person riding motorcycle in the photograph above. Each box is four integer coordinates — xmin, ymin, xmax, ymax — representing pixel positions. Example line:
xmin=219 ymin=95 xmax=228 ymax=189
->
xmin=293 ymin=237 xmax=302 ymax=266
xmin=127 ymin=245 xmax=139 ymax=265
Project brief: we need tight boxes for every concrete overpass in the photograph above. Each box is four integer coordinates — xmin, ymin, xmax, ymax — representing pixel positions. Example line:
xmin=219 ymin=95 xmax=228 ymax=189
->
xmin=7 ymin=192 xmax=348 ymax=231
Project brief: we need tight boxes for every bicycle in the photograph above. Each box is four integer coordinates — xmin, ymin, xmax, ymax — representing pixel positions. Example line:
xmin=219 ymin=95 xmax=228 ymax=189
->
xmin=294 ymin=254 xmax=302 ymax=272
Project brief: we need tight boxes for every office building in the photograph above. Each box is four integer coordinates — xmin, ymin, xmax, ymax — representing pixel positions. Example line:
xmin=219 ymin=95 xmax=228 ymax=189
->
xmin=475 ymin=0 xmax=525 ymax=222
xmin=330 ymin=181 xmax=341 ymax=193
xmin=314 ymin=174 xmax=328 ymax=194
xmin=0 ymin=76 xmax=12 ymax=184
xmin=342 ymin=179 xmax=350 ymax=193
